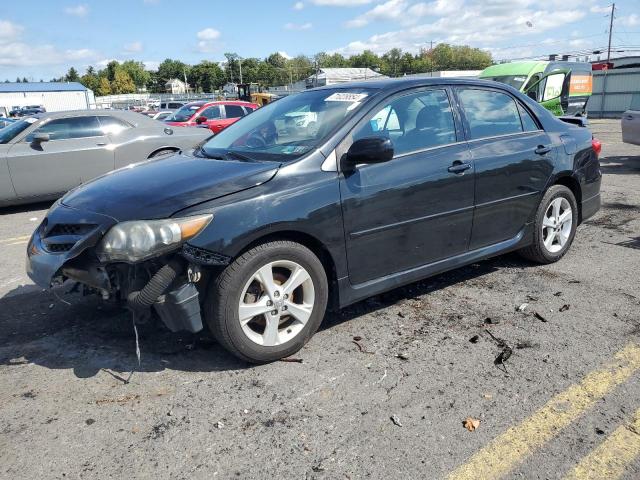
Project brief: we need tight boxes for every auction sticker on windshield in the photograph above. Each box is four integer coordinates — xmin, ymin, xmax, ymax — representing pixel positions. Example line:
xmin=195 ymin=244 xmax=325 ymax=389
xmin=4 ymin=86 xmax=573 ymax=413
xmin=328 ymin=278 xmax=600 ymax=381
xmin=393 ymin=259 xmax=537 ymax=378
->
xmin=325 ymin=93 xmax=368 ymax=102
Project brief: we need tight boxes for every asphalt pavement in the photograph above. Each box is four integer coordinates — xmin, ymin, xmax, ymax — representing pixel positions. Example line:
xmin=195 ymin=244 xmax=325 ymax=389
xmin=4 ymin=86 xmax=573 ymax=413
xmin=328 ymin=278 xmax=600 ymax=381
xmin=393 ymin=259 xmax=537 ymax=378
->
xmin=0 ymin=119 xmax=639 ymax=479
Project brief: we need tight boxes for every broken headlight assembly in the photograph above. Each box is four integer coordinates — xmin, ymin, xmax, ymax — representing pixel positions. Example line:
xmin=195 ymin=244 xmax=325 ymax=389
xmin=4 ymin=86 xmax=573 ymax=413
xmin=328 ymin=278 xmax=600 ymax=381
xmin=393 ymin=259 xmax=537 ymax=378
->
xmin=96 ymin=214 xmax=213 ymax=263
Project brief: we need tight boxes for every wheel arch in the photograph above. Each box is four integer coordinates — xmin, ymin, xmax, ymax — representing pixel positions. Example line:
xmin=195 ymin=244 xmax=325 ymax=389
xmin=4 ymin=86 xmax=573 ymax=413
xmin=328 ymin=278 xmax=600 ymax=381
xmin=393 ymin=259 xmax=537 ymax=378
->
xmin=233 ymin=230 xmax=340 ymax=310
xmin=148 ymin=146 xmax=180 ymax=158
xmin=552 ymin=174 xmax=582 ymax=223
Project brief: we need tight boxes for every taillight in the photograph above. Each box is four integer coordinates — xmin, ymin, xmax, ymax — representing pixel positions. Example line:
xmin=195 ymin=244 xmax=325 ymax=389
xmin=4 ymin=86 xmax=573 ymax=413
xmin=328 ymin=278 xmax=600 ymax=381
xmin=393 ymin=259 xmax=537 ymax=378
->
xmin=592 ymin=138 xmax=602 ymax=156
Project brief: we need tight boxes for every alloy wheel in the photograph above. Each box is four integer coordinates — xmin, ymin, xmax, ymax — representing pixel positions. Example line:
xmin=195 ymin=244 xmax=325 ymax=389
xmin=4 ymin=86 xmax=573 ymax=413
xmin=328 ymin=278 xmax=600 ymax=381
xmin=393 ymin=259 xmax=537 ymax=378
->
xmin=238 ymin=260 xmax=315 ymax=346
xmin=542 ymin=197 xmax=573 ymax=253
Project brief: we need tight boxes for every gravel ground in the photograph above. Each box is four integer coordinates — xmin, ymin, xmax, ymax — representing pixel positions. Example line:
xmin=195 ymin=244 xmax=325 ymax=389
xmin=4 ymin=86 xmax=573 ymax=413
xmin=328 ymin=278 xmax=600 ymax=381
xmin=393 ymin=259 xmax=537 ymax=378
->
xmin=0 ymin=119 xmax=639 ymax=480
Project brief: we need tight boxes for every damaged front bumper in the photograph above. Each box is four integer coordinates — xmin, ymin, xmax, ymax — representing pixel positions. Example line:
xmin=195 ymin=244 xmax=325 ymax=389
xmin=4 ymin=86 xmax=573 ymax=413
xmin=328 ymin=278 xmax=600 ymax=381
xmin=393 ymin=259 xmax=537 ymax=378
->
xmin=26 ymin=203 xmax=210 ymax=334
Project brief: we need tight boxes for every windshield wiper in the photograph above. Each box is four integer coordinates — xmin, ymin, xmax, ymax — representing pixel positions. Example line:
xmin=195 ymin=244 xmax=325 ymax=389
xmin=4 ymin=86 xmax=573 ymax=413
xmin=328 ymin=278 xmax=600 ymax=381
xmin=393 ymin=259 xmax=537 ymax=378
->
xmin=225 ymin=150 xmax=255 ymax=162
xmin=194 ymin=145 xmax=223 ymax=160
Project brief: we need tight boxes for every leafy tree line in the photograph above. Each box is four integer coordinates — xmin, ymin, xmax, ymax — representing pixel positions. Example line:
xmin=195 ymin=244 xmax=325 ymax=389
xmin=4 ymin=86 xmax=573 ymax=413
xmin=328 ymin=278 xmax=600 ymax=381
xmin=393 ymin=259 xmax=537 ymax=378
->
xmin=45 ymin=44 xmax=493 ymax=95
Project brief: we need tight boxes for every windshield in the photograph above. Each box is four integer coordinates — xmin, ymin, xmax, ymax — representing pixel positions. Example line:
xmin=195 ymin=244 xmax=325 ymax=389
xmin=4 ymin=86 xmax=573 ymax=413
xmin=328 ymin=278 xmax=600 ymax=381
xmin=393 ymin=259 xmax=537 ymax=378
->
xmin=166 ymin=104 xmax=202 ymax=122
xmin=0 ymin=118 xmax=33 ymax=144
xmin=484 ymin=75 xmax=528 ymax=90
xmin=201 ymin=88 xmax=374 ymax=161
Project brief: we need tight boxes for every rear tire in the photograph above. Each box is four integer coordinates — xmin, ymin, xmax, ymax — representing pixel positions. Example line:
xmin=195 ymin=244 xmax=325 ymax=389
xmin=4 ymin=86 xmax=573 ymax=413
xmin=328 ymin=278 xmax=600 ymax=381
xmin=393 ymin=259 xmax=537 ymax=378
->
xmin=205 ymin=241 xmax=328 ymax=363
xmin=519 ymin=185 xmax=578 ymax=264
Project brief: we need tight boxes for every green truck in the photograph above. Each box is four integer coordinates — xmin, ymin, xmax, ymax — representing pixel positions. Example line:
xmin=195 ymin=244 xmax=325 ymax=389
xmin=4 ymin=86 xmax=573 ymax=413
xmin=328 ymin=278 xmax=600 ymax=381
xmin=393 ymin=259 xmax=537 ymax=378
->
xmin=479 ymin=60 xmax=593 ymax=117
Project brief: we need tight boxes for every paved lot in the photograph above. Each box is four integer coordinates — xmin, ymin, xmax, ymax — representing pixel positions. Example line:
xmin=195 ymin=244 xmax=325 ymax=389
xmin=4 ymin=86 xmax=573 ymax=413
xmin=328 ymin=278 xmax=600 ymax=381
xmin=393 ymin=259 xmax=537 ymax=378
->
xmin=1 ymin=119 xmax=639 ymax=479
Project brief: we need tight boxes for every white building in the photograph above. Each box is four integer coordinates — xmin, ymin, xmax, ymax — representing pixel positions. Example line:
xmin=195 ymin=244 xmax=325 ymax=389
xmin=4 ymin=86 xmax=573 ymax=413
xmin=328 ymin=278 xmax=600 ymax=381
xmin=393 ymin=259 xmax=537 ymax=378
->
xmin=306 ymin=68 xmax=387 ymax=88
xmin=404 ymin=70 xmax=482 ymax=78
xmin=165 ymin=78 xmax=189 ymax=94
xmin=222 ymin=82 xmax=238 ymax=95
xmin=0 ymin=82 xmax=95 ymax=115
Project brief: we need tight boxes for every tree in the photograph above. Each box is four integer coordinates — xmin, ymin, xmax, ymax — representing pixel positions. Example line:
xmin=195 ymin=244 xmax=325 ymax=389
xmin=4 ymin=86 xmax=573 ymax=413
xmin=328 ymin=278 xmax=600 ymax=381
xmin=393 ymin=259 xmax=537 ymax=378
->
xmin=120 ymin=60 xmax=151 ymax=90
xmin=80 ymin=66 xmax=99 ymax=92
xmin=349 ymin=50 xmax=380 ymax=69
xmin=266 ymin=52 xmax=287 ymax=69
xmin=191 ymin=60 xmax=224 ymax=92
xmin=111 ymin=68 xmax=135 ymax=94
xmin=15 ymin=77 xmax=21 ymax=83
xmin=96 ymin=76 xmax=111 ymax=96
xmin=156 ymin=58 xmax=190 ymax=87
xmin=65 ymin=67 xmax=80 ymax=82
xmin=105 ymin=60 xmax=119 ymax=82
xmin=22 ymin=77 xmax=29 ymax=83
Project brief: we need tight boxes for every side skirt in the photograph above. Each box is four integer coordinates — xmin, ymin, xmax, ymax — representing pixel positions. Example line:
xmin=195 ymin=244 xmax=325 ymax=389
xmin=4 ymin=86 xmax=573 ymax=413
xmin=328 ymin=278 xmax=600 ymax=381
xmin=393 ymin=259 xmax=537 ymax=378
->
xmin=337 ymin=225 xmax=532 ymax=308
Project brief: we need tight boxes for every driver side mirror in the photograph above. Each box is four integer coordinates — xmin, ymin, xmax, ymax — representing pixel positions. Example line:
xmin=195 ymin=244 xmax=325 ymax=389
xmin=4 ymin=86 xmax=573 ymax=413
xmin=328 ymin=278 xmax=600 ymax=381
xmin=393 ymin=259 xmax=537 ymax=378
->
xmin=342 ymin=137 xmax=394 ymax=172
xmin=32 ymin=133 xmax=50 ymax=144
xmin=195 ymin=116 xmax=207 ymax=125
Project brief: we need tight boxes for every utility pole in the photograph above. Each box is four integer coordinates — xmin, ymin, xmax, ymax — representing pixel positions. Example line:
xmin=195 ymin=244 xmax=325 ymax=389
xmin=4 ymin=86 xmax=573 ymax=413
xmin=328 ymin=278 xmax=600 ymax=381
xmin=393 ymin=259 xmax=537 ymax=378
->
xmin=238 ymin=57 xmax=243 ymax=84
xmin=430 ymin=40 xmax=434 ymax=77
xmin=606 ymin=3 xmax=615 ymax=62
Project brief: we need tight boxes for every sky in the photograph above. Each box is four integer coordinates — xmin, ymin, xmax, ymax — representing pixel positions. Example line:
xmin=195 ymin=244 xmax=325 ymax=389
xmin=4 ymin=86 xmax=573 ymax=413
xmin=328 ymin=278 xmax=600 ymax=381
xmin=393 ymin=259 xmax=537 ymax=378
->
xmin=0 ymin=0 xmax=639 ymax=81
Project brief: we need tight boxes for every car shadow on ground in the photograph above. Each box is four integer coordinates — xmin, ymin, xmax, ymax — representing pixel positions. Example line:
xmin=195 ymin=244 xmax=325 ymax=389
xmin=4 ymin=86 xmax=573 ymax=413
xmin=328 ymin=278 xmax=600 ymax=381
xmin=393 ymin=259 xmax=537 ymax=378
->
xmin=599 ymin=155 xmax=640 ymax=175
xmin=0 ymin=200 xmax=54 ymax=215
xmin=0 ymin=252 xmax=535 ymax=378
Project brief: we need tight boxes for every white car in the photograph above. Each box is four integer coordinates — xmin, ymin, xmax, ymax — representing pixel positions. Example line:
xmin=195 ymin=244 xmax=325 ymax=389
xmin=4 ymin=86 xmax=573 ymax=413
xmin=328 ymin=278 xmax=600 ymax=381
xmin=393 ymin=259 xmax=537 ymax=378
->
xmin=152 ymin=111 xmax=174 ymax=121
xmin=622 ymin=110 xmax=640 ymax=146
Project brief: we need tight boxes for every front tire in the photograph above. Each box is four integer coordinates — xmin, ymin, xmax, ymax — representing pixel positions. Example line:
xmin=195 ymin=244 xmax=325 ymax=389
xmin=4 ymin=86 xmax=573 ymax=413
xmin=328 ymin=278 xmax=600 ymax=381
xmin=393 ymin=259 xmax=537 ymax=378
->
xmin=519 ymin=185 xmax=578 ymax=264
xmin=205 ymin=241 xmax=328 ymax=363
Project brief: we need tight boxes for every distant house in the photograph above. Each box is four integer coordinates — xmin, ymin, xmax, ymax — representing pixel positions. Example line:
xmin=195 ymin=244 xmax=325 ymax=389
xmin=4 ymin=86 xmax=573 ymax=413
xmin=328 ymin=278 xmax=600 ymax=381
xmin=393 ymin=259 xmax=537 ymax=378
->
xmin=0 ymin=82 xmax=95 ymax=115
xmin=305 ymin=68 xmax=387 ymax=88
xmin=222 ymin=82 xmax=238 ymax=95
xmin=165 ymin=78 xmax=188 ymax=94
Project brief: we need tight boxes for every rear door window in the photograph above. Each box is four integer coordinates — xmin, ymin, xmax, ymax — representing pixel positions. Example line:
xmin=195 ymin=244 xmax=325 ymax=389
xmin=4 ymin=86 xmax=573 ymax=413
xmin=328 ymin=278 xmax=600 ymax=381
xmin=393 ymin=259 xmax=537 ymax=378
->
xmin=225 ymin=105 xmax=245 ymax=119
xmin=25 ymin=116 xmax=102 ymax=142
xmin=457 ymin=89 xmax=523 ymax=139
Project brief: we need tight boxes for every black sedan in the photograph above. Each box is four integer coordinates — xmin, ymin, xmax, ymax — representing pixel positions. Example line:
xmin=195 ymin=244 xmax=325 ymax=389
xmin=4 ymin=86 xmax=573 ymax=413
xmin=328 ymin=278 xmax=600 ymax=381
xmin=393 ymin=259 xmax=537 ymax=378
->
xmin=26 ymin=78 xmax=601 ymax=363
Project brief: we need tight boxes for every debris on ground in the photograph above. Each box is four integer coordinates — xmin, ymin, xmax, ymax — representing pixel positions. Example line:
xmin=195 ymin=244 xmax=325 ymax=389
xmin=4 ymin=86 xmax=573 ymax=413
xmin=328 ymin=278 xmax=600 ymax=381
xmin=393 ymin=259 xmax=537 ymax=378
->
xmin=279 ymin=357 xmax=304 ymax=363
xmin=396 ymin=352 xmax=410 ymax=360
xmin=469 ymin=335 xmax=480 ymax=344
xmin=533 ymin=311 xmax=548 ymax=322
xmin=352 ymin=339 xmax=375 ymax=354
xmin=463 ymin=417 xmax=481 ymax=432
xmin=214 ymin=421 xmax=224 ymax=429
xmin=515 ymin=341 xmax=537 ymax=349
xmin=526 ymin=295 xmax=539 ymax=302
xmin=554 ymin=291 xmax=563 ymax=297
xmin=484 ymin=317 xmax=500 ymax=325
xmin=516 ymin=303 xmax=528 ymax=312
xmin=494 ymin=346 xmax=513 ymax=373
xmin=85 ymin=418 xmax=95 ymax=426
xmin=353 ymin=336 xmax=362 ymax=341
xmin=484 ymin=329 xmax=507 ymax=348
xmin=559 ymin=304 xmax=570 ymax=312
xmin=390 ymin=415 xmax=403 ymax=427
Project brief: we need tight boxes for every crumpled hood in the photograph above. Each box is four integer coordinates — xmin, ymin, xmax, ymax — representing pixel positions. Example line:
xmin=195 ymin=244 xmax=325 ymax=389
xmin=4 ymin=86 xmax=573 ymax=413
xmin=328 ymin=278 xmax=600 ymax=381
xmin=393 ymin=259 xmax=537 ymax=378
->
xmin=61 ymin=152 xmax=279 ymax=221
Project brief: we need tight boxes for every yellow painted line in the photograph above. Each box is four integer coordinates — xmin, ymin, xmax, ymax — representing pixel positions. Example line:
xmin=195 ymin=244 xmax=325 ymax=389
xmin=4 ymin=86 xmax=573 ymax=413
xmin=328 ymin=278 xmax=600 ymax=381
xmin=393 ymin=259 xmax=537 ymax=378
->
xmin=5 ymin=240 xmax=28 ymax=246
xmin=564 ymin=408 xmax=640 ymax=480
xmin=448 ymin=343 xmax=640 ymax=480
xmin=0 ymin=235 xmax=30 ymax=243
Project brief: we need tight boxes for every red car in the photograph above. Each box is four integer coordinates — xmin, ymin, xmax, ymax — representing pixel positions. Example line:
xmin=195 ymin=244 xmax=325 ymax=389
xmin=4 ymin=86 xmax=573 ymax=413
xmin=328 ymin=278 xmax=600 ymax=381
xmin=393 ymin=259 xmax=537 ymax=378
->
xmin=165 ymin=100 xmax=258 ymax=134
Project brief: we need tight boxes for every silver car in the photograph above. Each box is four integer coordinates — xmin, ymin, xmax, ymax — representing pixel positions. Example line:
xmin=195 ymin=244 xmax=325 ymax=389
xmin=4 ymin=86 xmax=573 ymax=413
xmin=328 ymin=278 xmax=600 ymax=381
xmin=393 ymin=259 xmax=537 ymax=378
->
xmin=0 ymin=110 xmax=211 ymax=207
xmin=622 ymin=110 xmax=640 ymax=146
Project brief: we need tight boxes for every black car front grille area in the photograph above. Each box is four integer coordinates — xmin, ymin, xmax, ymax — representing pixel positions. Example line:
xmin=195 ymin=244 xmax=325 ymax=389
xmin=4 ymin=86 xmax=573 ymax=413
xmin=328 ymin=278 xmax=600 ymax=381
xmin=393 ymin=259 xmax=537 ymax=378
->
xmin=42 ymin=223 xmax=97 ymax=254
xmin=47 ymin=223 xmax=96 ymax=237
xmin=182 ymin=244 xmax=231 ymax=266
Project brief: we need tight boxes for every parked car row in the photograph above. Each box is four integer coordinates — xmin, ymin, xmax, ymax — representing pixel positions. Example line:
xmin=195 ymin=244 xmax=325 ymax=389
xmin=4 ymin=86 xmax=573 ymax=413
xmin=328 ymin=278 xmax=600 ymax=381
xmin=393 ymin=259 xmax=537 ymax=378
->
xmin=0 ymin=110 xmax=210 ymax=207
xmin=24 ymin=78 xmax=601 ymax=363
xmin=165 ymin=100 xmax=259 ymax=134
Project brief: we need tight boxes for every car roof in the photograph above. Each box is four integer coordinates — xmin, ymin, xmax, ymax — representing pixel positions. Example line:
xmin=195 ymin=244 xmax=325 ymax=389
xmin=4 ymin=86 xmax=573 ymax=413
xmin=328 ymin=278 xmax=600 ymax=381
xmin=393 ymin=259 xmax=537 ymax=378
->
xmin=184 ymin=100 xmax=258 ymax=108
xmin=22 ymin=109 xmax=159 ymax=127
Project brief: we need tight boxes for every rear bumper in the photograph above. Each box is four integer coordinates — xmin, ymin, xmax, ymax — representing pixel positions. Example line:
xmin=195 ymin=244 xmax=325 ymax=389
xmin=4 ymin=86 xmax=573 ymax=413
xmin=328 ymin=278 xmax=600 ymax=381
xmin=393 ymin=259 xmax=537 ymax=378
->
xmin=581 ymin=192 xmax=601 ymax=223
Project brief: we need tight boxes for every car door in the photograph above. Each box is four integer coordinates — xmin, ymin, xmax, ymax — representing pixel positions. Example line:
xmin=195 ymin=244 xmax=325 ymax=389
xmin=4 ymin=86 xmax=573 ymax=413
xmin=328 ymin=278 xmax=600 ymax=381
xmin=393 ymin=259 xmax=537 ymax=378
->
xmin=7 ymin=115 xmax=115 ymax=199
xmin=0 ymin=144 xmax=17 ymax=203
xmin=198 ymin=105 xmax=224 ymax=133
xmin=455 ymin=87 xmax=554 ymax=250
xmin=339 ymin=88 xmax=475 ymax=285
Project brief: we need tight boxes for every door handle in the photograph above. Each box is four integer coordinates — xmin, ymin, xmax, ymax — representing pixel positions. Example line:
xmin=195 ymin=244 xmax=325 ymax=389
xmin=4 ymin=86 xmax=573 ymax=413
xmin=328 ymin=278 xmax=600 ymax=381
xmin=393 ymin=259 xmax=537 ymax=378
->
xmin=625 ymin=115 xmax=634 ymax=120
xmin=535 ymin=145 xmax=551 ymax=155
xmin=96 ymin=142 xmax=107 ymax=147
xmin=448 ymin=162 xmax=472 ymax=174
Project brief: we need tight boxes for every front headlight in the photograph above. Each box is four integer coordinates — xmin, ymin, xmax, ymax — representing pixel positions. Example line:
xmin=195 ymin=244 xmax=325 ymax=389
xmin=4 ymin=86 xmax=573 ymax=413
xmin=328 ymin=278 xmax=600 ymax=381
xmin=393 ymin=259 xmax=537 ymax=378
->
xmin=96 ymin=214 xmax=213 ymax=263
